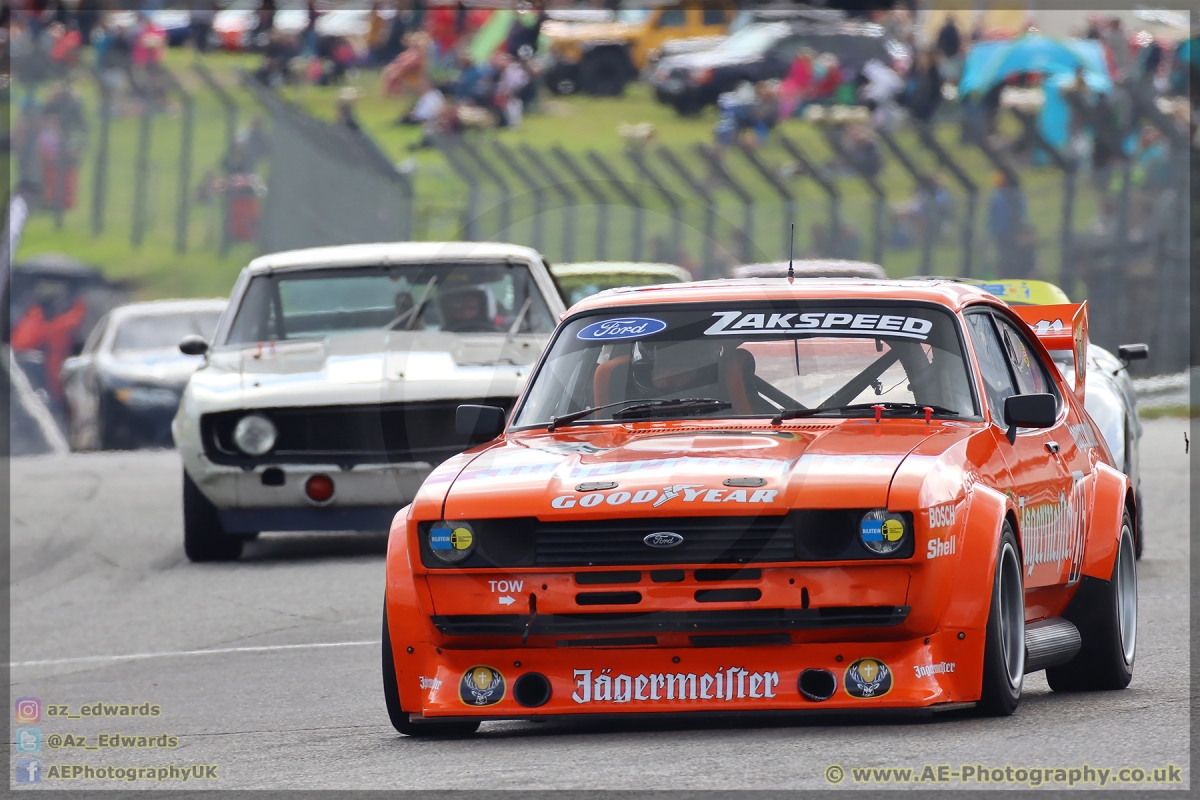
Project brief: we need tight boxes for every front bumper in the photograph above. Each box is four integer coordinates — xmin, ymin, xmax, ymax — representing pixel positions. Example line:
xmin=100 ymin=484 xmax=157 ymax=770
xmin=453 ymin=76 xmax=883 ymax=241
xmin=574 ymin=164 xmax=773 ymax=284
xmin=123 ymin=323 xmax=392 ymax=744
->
xmin=392 ymin=631 xmax=981 ymax=719
xmin=186 ymin=459 xmax=428 ymax=532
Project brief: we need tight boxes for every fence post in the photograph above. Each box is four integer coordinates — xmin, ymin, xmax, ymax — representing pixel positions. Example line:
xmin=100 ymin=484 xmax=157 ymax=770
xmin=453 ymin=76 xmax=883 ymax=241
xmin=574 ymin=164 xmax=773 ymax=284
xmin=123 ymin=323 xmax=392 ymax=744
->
xmin=88 ymin=67 xmax=112 ymax=237
xmin=777 ymin=133 xmax=842 ymax=259
xmin=520 ymin=145 xmax=576 ymax=263
xmin=626 ymin=148 xmax=679 ymax=263
xmin=821 ymin=128 xmax=886 ymax=266
xmin=656 ymin=145 xmax=713 ymax=268
xmin=554 ymin=147 xmax=609 ymax=260
xmin=875 ymin=126 xmax=940 ymax=273
xmin=458 ymin=140 xmax=512 ymax=238
xmin=193 ymin=61 xmax=239 ymax=253
xmin=1009 ymin=109 xmax=1077 ymax=292
xmin=736 ymin=142 xmax=795 ymax=261
xmin=436 ymin=139 xmax=479 ymax=240
xmin=493 ymin=140 xmax=544 ymax=252
xmin=913 ymin=122 xmax=979 ymax=278
xmin=696 ymin=144 xmax=755 ymax=263
xmin=159 ymin=66 xmax=194 ymax=254
xmin=131 ymin=96 xmax=153 ymax=248
xmin=587 ymin=151 xmax=643 ymax=261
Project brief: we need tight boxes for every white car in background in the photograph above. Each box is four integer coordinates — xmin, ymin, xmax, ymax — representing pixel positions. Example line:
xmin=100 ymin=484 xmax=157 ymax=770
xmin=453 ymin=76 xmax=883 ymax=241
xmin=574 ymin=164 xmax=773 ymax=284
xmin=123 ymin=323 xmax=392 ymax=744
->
xmin=172 ymin=242 xmax=565 ymax=562
xmin=550 ymin=262 xmax=691 ymax=306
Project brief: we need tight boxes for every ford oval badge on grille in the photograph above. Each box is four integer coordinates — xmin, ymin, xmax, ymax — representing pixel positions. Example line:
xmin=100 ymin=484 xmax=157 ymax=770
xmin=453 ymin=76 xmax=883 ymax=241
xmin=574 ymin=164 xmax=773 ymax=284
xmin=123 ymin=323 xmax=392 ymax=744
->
xmin=644 ymin=532 xmax=684 ymax=548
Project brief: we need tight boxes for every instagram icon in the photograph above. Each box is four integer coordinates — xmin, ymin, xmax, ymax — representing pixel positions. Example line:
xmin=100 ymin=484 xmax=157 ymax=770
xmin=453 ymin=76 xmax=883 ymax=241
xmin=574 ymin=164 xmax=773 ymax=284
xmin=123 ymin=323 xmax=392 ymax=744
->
xmin=15 ymin=698 xmax=41 ymax=724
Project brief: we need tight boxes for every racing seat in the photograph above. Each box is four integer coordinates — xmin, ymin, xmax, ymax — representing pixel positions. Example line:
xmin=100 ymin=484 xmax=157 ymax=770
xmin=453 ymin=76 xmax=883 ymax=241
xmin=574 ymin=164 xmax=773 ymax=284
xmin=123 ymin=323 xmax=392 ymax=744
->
xmin=721 ymin=347 xmax=759 ymax=415
xmin=593 ymin=355 xmax=631 ymax=406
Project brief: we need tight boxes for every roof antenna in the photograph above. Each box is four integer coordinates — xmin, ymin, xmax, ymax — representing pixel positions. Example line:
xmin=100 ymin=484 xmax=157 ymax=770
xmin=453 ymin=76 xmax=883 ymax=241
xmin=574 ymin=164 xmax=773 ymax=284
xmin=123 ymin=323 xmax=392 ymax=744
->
xmin=787 ymin=223 xmax=795 ymax=284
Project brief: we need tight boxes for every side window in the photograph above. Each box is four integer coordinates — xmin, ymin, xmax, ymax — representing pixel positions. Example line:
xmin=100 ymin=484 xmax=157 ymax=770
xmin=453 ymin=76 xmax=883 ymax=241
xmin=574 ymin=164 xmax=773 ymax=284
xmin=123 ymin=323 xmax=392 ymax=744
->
xmin=965 ymin=313 xmax=1016 ymax=422
xmin=994 ymin=317 xmax=1057 ymax=401
xmin=702 ymin=9 xmax=727 ymax=26
xmin=656 ymin=8 xmax=686 ymax=27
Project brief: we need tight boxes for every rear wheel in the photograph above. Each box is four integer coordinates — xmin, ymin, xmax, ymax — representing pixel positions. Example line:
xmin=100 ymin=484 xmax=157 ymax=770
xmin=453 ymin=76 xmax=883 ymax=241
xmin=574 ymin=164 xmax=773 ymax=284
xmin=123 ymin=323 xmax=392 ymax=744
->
xmin=382 ymin=604 xmax=480 ymax=737
xmin=183 ymin=470 xmax=243 ymax=562
xmin=977 ymin=523 xmax=1024 ymax=716
xmin=1046 ymin=511 xmax=1136 ymax=691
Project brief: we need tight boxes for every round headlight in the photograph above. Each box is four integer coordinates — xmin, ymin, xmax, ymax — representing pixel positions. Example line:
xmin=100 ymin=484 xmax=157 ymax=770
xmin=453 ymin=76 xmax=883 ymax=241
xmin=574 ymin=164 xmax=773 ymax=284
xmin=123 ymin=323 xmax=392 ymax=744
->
xmin=860 ymin=509 xmax=907 ymax=555
xmin=429 ymin=520 xmax=476 ymax=565
xmin=233 ymin=413 xmax=277 ymax=456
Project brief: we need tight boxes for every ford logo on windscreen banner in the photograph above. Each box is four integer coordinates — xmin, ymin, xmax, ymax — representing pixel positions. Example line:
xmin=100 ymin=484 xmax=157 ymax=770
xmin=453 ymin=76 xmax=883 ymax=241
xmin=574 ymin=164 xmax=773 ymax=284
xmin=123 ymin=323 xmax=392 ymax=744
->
xmin=577 ymin=317 xmax=667 ymax=341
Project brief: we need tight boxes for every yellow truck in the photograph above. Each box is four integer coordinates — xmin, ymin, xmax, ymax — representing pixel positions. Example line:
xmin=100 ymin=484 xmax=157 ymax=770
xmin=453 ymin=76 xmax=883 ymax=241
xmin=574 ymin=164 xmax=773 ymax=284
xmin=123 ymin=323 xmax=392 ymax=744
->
xmin=542 ymin=4 xmax=732 ymax=97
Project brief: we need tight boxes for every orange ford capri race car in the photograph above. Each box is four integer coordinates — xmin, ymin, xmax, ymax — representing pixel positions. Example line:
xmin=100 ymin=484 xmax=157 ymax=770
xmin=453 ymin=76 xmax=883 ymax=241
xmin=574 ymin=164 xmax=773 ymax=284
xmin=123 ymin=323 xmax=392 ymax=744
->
xmin=382 ymin=277 xmax=1137 ymax=735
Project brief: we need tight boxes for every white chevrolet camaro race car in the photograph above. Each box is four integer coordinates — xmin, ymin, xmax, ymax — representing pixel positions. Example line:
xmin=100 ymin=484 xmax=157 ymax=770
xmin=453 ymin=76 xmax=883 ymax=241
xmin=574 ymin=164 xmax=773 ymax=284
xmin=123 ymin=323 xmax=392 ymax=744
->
xmin=172 ymin=242 xmax=566 ymax=561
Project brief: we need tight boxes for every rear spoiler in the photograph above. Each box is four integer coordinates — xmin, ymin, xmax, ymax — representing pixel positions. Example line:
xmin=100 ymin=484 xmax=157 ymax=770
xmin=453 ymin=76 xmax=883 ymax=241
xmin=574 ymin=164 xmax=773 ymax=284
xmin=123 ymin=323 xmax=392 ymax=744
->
xmin=1010 ymin=302 xmax=1087 ymax=402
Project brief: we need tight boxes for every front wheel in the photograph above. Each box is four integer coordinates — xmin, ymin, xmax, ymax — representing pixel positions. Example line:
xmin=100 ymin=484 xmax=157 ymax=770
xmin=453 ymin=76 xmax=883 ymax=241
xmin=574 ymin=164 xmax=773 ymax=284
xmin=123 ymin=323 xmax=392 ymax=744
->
xmin=1046 ymin=511 xmax=1136 ymax=691
xmin=382 ymin=604 xmax=479 ymax=737
xmin=183 ymin=470 xmax=243 ymax=562
xmin=977 ymin=523 xmax=1024 ymax=716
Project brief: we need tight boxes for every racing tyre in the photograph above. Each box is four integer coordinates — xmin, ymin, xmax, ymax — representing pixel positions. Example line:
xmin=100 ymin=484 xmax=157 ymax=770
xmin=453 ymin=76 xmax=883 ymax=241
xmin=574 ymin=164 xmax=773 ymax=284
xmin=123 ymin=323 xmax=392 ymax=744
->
xmin=183 ymin=470 xmax=243 ymax=562
xmin=382 ymin=604 xmax=480 ymax=737
xmin=977 ymin=523 xmax=1024 ymax=716
xmin=1046 ymin=511 xmax=1136 ymax=692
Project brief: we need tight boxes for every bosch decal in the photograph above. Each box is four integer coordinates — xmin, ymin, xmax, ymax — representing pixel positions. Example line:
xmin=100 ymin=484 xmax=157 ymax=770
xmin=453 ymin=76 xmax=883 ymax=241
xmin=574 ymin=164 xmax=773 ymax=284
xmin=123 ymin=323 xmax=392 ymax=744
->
xmin=928 ymin=503 xmax=956 ymax=529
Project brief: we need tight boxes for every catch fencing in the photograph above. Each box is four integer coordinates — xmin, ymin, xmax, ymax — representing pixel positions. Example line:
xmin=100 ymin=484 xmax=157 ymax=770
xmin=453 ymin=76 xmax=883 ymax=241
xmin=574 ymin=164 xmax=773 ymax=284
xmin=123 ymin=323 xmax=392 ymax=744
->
xmin=12 ymin=58 xmax=1191 ymax=376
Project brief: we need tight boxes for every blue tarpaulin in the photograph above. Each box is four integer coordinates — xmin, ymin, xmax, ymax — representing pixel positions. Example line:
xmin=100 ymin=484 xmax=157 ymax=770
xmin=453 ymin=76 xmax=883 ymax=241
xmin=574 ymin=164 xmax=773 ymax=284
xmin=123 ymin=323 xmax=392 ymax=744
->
xmin=959 ymin=34 xmax=1112 ymax=96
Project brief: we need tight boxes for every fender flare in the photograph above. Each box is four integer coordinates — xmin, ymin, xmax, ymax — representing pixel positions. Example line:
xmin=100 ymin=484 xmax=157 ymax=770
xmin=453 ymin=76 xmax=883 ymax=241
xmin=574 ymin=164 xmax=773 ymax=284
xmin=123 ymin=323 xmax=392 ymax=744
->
xmin=939 ymin=483 xmax=1012 ymax=632
xmin=384 ymin=503 xmax=431 ymax=713
xmin=1081 ymin=462 xmax=1131 ymax=581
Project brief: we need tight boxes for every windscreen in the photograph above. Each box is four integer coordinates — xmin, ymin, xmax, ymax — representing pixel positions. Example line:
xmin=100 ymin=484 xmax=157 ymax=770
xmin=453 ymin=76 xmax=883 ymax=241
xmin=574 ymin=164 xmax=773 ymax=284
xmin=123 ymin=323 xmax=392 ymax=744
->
xmin=111 ymin=311 xmax=223 ymax=353
xmin=223 ymin=262 xmax=554 ymax=345
xmin=512 ymin=302 xmax=978 ymax=427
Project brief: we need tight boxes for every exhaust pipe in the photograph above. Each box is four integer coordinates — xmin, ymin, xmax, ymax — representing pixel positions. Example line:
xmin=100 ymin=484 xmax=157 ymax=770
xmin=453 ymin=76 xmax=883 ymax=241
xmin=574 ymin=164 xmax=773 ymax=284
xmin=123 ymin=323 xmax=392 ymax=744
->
xmin=513 ymin=672 xmax=552 ymax=707
xmin=798 ymin=668 xmax=837 ymax=701
xmin=1025 ymin=616 xmax=1081 ymax=673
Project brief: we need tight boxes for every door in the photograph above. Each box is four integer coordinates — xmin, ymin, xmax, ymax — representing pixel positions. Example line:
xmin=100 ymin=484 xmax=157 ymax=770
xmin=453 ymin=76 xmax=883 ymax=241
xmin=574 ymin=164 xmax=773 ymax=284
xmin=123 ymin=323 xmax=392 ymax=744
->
xmin=965 ymin=311 xmax=1077 ymax=590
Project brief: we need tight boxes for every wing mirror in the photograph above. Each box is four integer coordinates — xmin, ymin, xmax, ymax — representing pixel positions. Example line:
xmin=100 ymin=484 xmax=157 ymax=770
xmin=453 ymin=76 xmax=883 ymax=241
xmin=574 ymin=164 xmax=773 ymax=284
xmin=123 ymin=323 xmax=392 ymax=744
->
xmin=457 ymin=404 xmax=506 ymax=443
xmin=1117 ymin=343 xmax=1148 ymax=368
xmin=179 ymin=335 xmax=209 ymax=356
xmin=1002 ymin=393 xmax=1057 ymax=444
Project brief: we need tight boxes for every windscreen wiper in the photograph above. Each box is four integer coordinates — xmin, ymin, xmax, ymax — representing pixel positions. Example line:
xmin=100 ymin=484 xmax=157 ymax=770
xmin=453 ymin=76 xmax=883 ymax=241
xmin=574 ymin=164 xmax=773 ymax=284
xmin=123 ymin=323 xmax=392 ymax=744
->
xmin=612 ymin=397 xmax=732 ymax=420
xmin=772 ymin=402 xmax=959 ymax=425
xmin=388 ymin=276 xmax=438 ymax=331
xmin=547 ymin=398 xmax=730 ymax=431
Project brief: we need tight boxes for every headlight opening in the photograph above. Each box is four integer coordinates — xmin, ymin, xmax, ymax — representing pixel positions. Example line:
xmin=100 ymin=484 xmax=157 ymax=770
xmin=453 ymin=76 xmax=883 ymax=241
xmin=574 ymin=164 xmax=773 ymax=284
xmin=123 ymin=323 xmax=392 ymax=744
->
xmin=859 ymin=509 xmax=908 ymax=555
xmin=233 ymin=413 xmax=277 ymax=456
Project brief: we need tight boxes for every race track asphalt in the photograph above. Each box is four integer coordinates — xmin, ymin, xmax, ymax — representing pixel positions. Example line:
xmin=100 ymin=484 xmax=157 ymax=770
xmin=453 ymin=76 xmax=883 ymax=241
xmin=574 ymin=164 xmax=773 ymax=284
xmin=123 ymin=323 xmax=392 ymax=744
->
xmin=9 ymin=419 xmax=1191 ymax=790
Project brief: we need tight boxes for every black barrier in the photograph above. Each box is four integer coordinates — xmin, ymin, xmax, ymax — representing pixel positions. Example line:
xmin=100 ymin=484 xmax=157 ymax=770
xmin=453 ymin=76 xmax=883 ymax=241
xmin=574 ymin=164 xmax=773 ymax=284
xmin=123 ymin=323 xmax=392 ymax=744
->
xmin=626 ymin=148 xmax=679 ymax=263
xmin=193 ymin=62 xmax=239 ymax=255
xmin=587 ymin=150 xmax=643 ymax=261
xmin=554 ymin=147 xmax=609 ymax=260
xmin=777 ymin=133 xmax=842 ymax=260
xmin=913 ymin=122 xmax=978 ymax=278
xmin=459 ymin=140 xmax=512 ymax=238
xmin=494 ymin=140 xmax=544 ymax=252
xmin=736 ymin=142 xmax=795 ymax=262
xmin=875 ymin=126 xmax=939 ymax=273
xmin=698 ymin=144 xmax=754 ymax=263
xmin=820 ymin=128 xmax=885 ymax=265
xmin=436 ymin=139 xmax=479 ymax=240
xmin=87 ymin=67 xmax=112 ymax=238
xmin=521 ymin=145 xmax=575 ymax=263
xmin=159 ymin=66 xmax=194 ymax=254
xmin=657 ymin=145 xmax=714 ymax=267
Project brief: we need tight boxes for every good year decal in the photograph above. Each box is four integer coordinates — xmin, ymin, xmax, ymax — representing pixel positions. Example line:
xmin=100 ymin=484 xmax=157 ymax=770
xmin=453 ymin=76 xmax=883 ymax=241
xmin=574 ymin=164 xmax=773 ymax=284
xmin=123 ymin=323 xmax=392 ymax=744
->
xmin=551 ymin=483 xmax=778 ymax=509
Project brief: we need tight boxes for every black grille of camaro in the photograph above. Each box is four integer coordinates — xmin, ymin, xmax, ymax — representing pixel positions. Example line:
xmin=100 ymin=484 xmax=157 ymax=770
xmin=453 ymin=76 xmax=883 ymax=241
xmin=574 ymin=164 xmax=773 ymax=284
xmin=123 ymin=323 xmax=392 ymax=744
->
xmin=419 ymin=510 xmax=915 ymax=569
xmin=202 ymin=398 xmax=514 ymax=466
